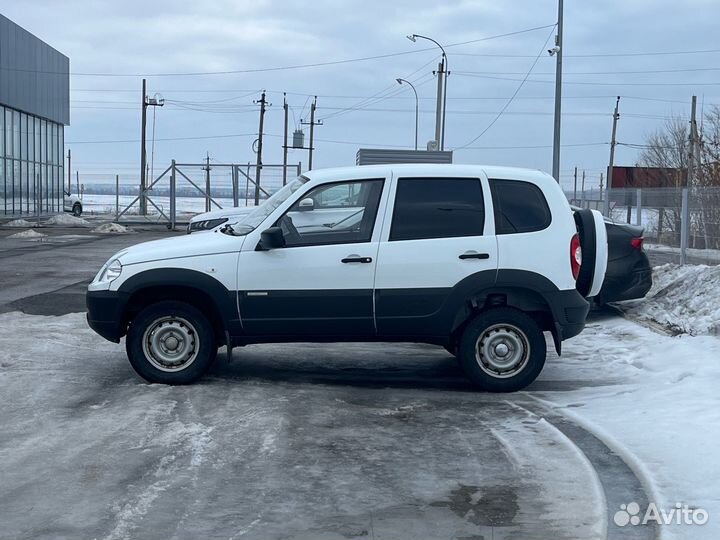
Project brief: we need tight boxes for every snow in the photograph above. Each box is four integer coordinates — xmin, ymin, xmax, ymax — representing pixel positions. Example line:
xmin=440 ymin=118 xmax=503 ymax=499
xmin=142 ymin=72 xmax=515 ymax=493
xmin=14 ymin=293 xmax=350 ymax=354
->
xmin=619 ymin=264 xmax=720 ymax=335
xmin=7 ymin=229 xmax=48 ymax=240
xmin=4 ymin=218 xmax=39 ymax=228
xmin=0 ymin=305 xmax=717 ymax=538
xmin=43 ymin=214 xmax=91 ymax=227
xmin=92 ymin=223 xmax=134 ymax=234
xmin=538 ymin=316 xmax=720 ymax=540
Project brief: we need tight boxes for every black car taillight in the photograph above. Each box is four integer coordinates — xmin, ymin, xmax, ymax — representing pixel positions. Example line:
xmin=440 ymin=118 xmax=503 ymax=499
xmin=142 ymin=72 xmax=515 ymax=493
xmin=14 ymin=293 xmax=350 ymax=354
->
xmin=631 ymin=237 xmax=644 ymax=250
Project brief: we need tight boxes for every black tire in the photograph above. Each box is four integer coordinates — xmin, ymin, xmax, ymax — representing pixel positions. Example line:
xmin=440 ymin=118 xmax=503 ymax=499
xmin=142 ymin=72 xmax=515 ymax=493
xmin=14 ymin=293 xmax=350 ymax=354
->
xmin=72 ymin=203 xmax=82 ymax=217
xmin=457 ymin=307 xmax=546 ymax=392
xmin=126 ymin=301 xmax=217 ymax=384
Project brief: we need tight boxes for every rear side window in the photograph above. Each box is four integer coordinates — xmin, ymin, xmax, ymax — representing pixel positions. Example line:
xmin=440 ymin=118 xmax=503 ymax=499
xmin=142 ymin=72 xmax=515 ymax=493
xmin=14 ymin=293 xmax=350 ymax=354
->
xmin=489 ymin=179 xmax=551 ymax=234
xmin=390 ymin=178 xmax=485 ymax=241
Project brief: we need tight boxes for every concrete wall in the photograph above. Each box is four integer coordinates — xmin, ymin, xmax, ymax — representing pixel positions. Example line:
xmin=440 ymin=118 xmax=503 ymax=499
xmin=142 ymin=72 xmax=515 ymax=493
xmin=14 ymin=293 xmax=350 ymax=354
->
xmin=0 ymin=14 xmax=69 ymax=125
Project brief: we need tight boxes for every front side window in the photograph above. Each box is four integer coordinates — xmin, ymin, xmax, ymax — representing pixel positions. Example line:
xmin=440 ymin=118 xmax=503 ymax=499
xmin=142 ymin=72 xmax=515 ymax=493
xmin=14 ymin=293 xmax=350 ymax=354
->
xmin=389 ymin=177 xmax=485 ymax=241
xmin=275 ymin=179 xmax=384 ymax=247
xmin=489 ymin=179 xmax=551 ymax=234
xmin=223 ymin=176 xmax=309 ymax=235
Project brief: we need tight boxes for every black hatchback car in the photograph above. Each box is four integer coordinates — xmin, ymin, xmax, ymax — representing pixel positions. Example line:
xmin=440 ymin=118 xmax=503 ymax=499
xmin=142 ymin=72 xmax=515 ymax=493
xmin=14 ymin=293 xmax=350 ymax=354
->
xmin=572 ymin=207 xmax=652 ymax=304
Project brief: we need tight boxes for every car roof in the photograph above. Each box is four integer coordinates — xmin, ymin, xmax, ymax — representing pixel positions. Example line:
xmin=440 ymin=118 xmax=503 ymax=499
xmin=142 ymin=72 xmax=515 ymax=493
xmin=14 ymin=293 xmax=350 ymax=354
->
xmin=303 ymin=163 xmax=554 ymax=184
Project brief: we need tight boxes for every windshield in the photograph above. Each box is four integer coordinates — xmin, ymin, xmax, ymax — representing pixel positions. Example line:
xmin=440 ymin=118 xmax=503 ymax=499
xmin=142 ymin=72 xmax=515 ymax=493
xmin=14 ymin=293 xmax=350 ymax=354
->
xmin=222 ymin=175 xmax=309 ymax=235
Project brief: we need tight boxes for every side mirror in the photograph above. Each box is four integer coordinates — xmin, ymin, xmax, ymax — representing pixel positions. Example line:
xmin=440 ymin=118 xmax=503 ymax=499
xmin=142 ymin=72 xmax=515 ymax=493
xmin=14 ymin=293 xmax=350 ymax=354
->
xmin=297 ymin=198 xmax=315 ymax=212
xmin=256 ymin=226 xmax=286 ymax=251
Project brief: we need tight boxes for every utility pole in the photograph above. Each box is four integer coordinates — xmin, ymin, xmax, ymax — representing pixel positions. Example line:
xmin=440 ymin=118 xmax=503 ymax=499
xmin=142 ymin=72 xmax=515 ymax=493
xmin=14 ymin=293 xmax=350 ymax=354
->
xmin=551 ymin=0 xmax=564 ymax=182
xmin=599 ymin=172 xmax=604 ymax=201
xmin=573 ymin=166 xmax=577 ymax=203
xmin=140 ymin=78 xmax=147 ymax=215
xmin=282 ymin=93 xmax=289 ymax=185
xmin=581 ymin=169 xmax=586 ymax=202
xmin=301 ymin=96 xmax=322 ymax=170
xmin=254 ymin=91 xmax=269 ymax=206
xmin=688 ymin=96 xmax=698 ymax=187
xmin=606 ymin=96 xmax=621 ymax=217
xmin=434 ymin=61 xmax=444 ymax=150
xmin=139 ymin=79 xmax=164 ymax=215
xmin=440 ymin=56 xmax=448 ymax=150
xmin=203 ymin=152 xmax=211 ymax=212
xmin=67 ymin=149 xmax=71 ymax=194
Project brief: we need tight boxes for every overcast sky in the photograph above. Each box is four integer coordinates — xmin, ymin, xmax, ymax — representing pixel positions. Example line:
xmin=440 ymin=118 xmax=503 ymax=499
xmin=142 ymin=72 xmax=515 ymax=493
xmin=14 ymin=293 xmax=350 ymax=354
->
xmin=2 ymin=0 xmax=719 ymax=192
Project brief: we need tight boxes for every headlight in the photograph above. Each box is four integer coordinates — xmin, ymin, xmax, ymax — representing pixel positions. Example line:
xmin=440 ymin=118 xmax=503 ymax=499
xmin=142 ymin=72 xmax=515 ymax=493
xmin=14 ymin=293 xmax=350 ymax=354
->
xmin=94 ymin=258 xmax=122 ymax=284
xmin=190 ymin=218 xmax=228 ymax=232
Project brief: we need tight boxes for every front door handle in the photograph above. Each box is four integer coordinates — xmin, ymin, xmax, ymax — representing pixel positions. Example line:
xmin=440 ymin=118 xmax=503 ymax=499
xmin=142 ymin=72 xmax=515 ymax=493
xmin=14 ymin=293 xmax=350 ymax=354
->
xmin=341 ymin=256 xmax=372 ymax=264
xmin=459 ymin=252 xmax=490 ymax=260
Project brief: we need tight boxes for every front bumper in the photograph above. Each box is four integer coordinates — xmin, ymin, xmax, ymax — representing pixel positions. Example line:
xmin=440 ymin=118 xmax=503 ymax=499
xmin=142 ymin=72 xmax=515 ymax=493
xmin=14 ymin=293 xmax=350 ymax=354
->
xmin=86 ymin=290 xmax=128 ymax=343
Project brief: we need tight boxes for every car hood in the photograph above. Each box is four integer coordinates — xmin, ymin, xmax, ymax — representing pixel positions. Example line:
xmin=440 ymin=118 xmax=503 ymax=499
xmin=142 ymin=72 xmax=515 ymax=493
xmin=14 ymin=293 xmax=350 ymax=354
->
xmin=189 ymin=206 xmax=253 ymax=223
xmin=118 ymin=230 xmax=245 ymax=265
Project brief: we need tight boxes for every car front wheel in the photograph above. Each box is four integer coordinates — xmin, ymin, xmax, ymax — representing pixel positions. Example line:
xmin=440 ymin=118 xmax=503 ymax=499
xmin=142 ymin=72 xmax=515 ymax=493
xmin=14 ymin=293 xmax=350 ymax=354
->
xmin=126 ymin=301 xmax=216 ymax=384
xmin=72 ymin=203 xmax=82 ymax=216
xmin=458 ymin=307 xmax=546 ymax=392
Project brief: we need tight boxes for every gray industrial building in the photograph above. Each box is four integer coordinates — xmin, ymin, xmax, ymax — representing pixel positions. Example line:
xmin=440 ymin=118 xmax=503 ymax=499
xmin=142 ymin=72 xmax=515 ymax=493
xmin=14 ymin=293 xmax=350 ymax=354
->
xmin=0 ymin=14 xmax=69 ymax=216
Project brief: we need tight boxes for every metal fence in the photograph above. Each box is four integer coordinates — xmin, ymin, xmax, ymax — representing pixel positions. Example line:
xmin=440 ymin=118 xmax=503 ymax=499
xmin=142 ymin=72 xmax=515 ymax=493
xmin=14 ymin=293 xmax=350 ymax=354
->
xmin=570 ymin=186 xmax=720 ymax=265
xmin=107 ymin=162 xmax=301 ymax=227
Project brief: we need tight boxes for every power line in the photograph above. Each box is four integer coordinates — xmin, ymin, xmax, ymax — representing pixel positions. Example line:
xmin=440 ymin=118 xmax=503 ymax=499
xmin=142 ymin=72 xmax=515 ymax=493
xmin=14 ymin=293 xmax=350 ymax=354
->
xmin=66 ymin=133 xmax=258 ymax=144
xmin=451 ymin=47 xmax=720 ymax=58
xmin=4 ymin=24 xmax=557 ymax=77
xmin=455 ymin=67 xmax=720 ymax=76
xmin=453 ymin=73 xmax=720 ymax=86
xmin=456 ymin=26 xmax=557 ymax=149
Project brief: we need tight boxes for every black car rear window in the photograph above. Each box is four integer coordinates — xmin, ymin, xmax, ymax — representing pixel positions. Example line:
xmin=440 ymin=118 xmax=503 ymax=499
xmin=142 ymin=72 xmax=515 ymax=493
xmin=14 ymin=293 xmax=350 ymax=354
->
xmin=489 ymin=179 xmax=551 ymax=234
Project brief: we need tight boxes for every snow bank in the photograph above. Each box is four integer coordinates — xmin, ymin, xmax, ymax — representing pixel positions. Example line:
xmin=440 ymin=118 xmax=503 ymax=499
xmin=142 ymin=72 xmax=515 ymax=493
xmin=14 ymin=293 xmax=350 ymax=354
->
xmin=92 ymin=222 xmax=133 ymax=234
xmin=540 ymin=317 xmax=720 ymax=540
xmin=43 ymin=214 xmax=91 ymax=227
xmin=8 ymin=229 xmax=47 ymax=240
xmin=621 ymin=264 xmax=720 ymax=336
xmin=4 ymin=218 xmax=39 ymax=228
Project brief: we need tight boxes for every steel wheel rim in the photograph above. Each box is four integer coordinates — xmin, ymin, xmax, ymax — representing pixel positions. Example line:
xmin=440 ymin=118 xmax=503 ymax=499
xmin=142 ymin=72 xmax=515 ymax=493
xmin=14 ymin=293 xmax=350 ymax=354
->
xmin=475 ymin=323 xmax=530 ymax=379
xmin=142 ymin=316 xmax=199 ymax=372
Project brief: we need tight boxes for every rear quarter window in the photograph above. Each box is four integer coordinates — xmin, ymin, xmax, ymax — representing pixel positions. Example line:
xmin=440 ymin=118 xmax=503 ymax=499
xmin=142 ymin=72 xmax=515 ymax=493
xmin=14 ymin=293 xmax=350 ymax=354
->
xmin=489 ymin=179 xmax=551 ymax=234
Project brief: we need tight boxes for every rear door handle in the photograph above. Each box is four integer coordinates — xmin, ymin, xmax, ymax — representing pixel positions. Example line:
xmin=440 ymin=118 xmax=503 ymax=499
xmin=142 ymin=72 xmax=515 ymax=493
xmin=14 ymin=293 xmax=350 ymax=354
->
xmin=459 ymin=252 xmax=490 ymax=260
xmin=341 ymin=256 xmax=372 ymax=263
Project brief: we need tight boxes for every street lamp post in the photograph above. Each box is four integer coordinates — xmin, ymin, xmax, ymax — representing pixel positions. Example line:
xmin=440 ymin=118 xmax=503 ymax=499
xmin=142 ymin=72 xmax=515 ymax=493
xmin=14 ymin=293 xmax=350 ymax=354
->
xmin=406 ymin=34 xmax=448 ymax=150
xmin=396 ymin=78 xmax=418 ymax=151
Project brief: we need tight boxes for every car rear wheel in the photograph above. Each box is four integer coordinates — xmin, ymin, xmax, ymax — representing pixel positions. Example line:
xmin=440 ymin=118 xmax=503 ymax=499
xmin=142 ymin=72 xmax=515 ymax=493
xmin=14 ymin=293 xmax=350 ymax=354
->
xmin=458 ymin=307 xmax=546 ymax=392
xmin=72 ymin=203 xmax=82 ymax=217
xmin=126 ymin=301 xmax=216 ymax=384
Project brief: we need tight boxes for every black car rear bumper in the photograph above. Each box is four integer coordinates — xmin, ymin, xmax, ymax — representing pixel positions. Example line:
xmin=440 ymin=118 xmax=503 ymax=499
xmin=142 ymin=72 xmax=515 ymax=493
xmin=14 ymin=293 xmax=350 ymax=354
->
xmin=600 ymin=263 xmax=653 ymax=303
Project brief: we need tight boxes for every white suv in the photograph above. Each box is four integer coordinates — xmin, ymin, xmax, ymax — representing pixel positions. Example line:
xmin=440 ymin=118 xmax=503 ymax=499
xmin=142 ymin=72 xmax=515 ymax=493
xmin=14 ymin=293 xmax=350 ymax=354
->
xmin=87 ymin=164 xmax=607 ymax=392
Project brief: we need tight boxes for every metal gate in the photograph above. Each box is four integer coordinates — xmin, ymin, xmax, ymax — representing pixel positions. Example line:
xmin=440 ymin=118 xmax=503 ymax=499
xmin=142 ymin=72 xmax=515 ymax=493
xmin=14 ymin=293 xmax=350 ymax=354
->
xmin=117 ymin=161 xmax=301 ymax=227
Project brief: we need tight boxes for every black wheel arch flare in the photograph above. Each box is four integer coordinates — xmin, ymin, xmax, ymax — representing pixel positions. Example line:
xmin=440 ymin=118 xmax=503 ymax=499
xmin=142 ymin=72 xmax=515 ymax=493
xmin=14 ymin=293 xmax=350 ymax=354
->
xmin=117 ymin=268 xmax=241 ymax=342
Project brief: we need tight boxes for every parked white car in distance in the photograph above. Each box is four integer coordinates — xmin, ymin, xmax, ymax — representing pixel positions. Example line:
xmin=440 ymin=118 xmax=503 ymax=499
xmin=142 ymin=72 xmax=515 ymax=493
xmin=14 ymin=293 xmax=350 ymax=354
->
xmin=187 ymin=206 xmax=253 ymax=233
xmin=63 ymin=191 xmax=83 ymax=216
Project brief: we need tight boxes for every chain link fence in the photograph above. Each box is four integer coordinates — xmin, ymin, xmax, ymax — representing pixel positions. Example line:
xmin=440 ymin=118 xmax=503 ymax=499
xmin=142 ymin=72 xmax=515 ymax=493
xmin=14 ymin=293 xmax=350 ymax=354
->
xmin=570 ymin=186 xmax=720 ymax=265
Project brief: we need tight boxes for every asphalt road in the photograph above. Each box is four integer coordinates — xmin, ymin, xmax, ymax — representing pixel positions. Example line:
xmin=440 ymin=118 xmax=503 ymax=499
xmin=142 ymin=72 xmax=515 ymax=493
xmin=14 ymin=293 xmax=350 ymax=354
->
xmin=0 ymin=226 xmax=656 ymax=540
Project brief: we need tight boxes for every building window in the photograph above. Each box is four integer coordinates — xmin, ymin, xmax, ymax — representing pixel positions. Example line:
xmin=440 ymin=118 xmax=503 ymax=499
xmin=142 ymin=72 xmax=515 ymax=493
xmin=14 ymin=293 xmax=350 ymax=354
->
xmin=0 ymin=105 xmax=64 ymax=215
